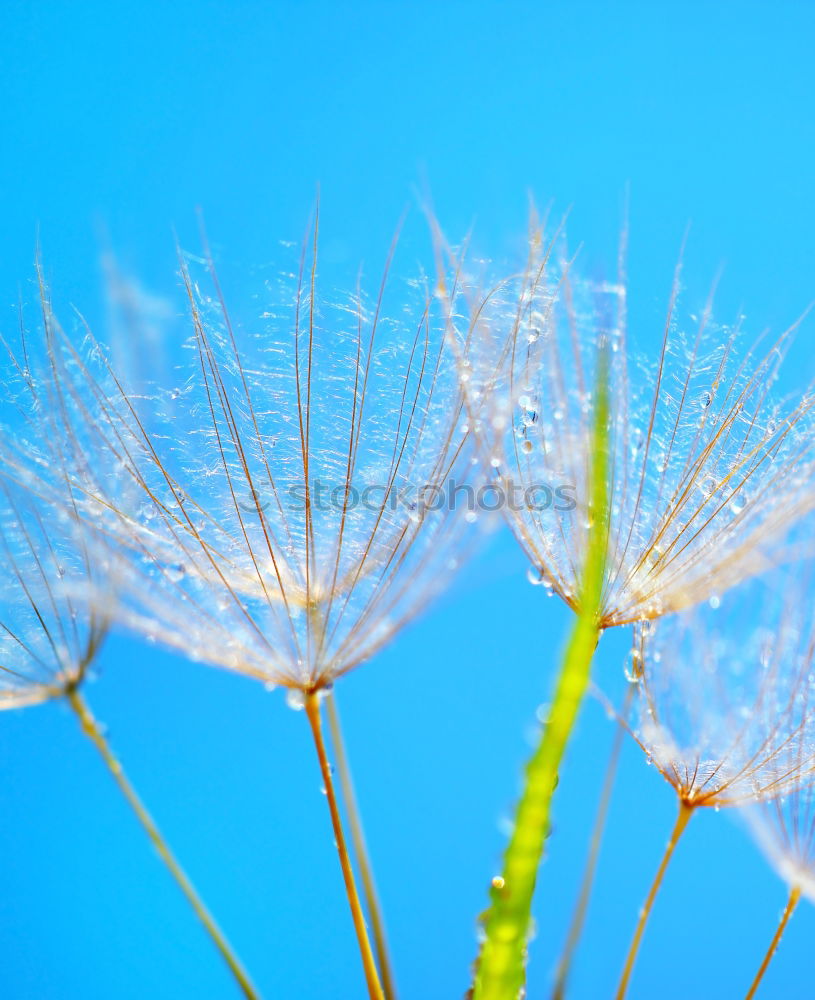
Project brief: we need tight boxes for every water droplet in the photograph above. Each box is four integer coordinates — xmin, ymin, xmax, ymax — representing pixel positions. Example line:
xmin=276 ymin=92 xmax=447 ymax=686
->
xmin=521 ymin=439 xmax=533 ymax=454
xmin=536 ymin=702 xmax=551 ymax=724
xmin=139 ymin=501 xmax=157 ymax=522
xmin=285 ymin=689 xmax=306 ymax=711
xmin=700 ymin=391 xmax=712 ymax=408
xmin=625 ymin=648 xmax=643 ymax=684
xmin=709 ymin=595 xmax=721 ymax=610
xmin=167 ymin=564 xmax=186 ymax=584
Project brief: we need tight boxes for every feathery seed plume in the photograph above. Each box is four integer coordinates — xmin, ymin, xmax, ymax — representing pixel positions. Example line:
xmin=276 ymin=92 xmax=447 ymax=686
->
xmin=453 ymin=222 xmax=815 ymax=627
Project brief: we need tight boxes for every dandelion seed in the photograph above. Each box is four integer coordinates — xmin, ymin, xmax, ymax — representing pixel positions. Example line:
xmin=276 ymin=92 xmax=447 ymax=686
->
xmin=30 ymin=220 xmax=476 ymax=1000
xmin=450 ymin=225 xmax=815 ymax=629
xmin=612 ymin=571 xmax=815 ymax=998
xmin=439 ymin=213 xmax=815 ymax=1000
xmin=632 ymin=577 xmax=815 ymax=810
xmin=0 ymin=484 xmax=98 ymax=709
xmin=59 ymin=228 xmax=474 ymax=701
xmin=0 ymin=346 xmax=257 ymax=996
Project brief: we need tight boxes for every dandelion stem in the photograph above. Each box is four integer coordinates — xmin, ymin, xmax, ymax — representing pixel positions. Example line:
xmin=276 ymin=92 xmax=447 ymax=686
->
xmin=304 ymin=692 xmax=385 ymax=1000
xmin=326 ymin=693 xmax=397 ymax=1000
xmin=472 ymin=347 xmax=610 ymax=1000
xmin=744 ymin=885 xmax=801 ymax=1000
xmin=615 ymin=800 xmax=693 ymax=1000
xmin=66 ymin=689 xmax=258 ymax=999
xmin=552 ymin=685 xmax=634 ymax=1000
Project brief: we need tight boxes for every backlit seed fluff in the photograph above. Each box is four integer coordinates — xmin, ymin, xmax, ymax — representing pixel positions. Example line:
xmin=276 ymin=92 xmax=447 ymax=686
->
xmin=449 ymin=223 xmax=815 ymax=627
xmin=0 ymin=341 xmax=105 ymax=708
xmin=34 ymin=227 xmax=475 ymax=694
xmin=744 ymin=765 xmax=815 ymax=902
xmin=628 ymin=575 xmax=815 ymax=809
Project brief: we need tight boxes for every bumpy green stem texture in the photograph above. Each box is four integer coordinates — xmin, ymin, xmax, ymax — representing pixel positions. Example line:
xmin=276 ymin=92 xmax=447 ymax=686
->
xmin=472 ymin=351 xmax=610 ymax=1000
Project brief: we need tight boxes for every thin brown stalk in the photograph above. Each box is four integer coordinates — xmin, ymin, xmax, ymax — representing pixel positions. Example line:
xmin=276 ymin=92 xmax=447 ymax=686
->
xmin=303 ymin=692 xmax=384 ymax=1000
xmin=326 ymin=694 xmax=397 ymax=1000
xmin=552 ymin=685 xmax=633 ymax=999
xmin=744 ymin=886 xmax=801 ymax=1000
xmin=615 ymin=800 xmax=694 ymax=1000
xmin=66 ymin=689 xmax=258 ymax=999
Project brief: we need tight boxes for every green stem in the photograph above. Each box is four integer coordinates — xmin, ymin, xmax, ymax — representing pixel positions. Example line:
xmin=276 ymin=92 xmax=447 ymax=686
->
xmin=745 ymin=886 xmax=801 ymax=1000
xmin=67 ymin=689 xmax=259 ymax=999
xmin=472 ymin=346 xmax=611 ymax=1000
xmin=326 ymin=693 xmax=398 ymax=1000
xmin=551 ymin=685 xmax=634 ymax=1000
xmin=475 ymin=615 xmax=602 ymax=1000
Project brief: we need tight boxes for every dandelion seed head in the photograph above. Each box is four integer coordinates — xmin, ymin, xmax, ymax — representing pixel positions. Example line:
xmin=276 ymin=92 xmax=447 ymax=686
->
xmin=631 ymin=575 xmax=815 ymax=809
xmin=450 ymin=224 xmax=815 ymax=626
xmin=745 ymin=787 xmax=815 ymax=903
xmin=23 ymin=229 xmax=478 ymax=693
xmin=0 ymin=473 xmax=100 ymax=709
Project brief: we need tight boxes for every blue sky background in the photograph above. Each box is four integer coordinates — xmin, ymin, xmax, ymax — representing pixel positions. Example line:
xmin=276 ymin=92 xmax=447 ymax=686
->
xmin=2 ymin=2 xmax=815 ymax=997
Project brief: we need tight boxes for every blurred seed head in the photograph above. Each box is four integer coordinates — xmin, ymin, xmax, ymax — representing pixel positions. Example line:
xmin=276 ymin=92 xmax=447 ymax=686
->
xmin=744 ymin=775 xmax=815 ymax=902
xmin=629 ymin=572 xmax=815 ymax=809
